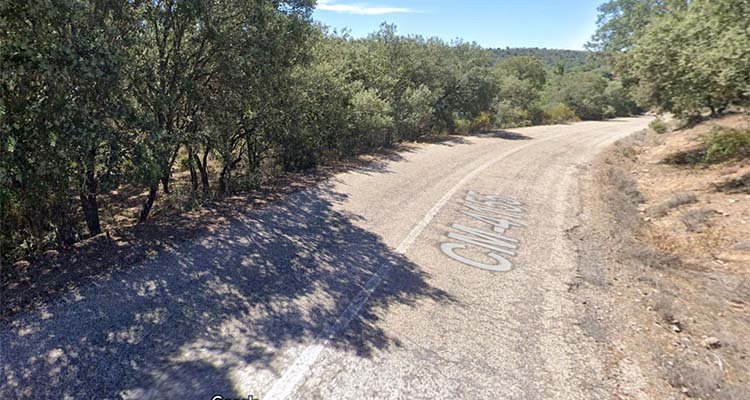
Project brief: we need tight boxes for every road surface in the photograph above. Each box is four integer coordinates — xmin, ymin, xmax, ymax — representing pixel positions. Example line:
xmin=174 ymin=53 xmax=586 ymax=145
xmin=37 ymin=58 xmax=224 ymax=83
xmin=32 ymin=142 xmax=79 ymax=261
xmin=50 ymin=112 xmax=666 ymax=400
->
xmin=1 ymin=117 xmax=652 ymax=399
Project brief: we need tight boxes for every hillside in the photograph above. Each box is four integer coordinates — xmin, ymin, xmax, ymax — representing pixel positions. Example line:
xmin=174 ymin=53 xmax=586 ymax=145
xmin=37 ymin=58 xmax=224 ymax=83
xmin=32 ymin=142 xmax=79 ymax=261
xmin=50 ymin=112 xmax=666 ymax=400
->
xmin=491 ymin=47 xmax=590 ymax=70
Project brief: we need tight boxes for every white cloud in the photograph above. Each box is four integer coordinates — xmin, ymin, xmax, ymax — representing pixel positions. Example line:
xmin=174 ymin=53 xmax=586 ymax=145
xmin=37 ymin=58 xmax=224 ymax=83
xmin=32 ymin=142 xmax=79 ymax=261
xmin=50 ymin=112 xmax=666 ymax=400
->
xmin=317 ymin=0 xmax=414 ymax=15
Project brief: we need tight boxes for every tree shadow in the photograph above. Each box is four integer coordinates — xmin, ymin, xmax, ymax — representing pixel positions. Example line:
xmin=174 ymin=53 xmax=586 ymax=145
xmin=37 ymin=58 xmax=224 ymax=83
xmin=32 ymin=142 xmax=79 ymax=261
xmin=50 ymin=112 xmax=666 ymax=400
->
xmin=416 ymin=135 xmax=470 ymax=146
xmin=662 ymin=147 xmax=707 ymax=166
xmin=0 ymin=185 xmax=455 ymax=398
xmin=472 ymin=130 xmax=533 ymax=140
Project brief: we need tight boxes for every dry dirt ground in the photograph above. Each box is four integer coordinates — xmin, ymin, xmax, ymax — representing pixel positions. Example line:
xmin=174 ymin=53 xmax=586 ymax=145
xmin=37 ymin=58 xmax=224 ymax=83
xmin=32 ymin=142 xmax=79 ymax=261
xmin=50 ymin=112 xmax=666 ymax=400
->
xmin=571 ymin=113 xmax=750 ymax=400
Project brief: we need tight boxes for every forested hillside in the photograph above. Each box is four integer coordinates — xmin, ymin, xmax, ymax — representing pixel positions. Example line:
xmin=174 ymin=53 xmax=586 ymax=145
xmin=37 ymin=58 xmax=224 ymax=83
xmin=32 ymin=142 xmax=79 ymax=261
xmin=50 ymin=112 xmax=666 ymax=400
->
xmin=491 ymin=47 xmax=589 ymax=71
xmin=5 ymin=0 xmax=746 ymax=265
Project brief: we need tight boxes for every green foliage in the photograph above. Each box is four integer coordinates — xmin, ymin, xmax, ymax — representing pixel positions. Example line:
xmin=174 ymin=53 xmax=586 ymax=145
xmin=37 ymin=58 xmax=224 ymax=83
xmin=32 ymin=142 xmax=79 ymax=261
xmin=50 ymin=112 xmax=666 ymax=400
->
xmin=496 ymin=56 xmax=547 ymax=90
xmin=395 ymin=85 xmax=438 ymax=141
xmin=704 ymin=128 xmax=750 ymax=163
xmin=0 ymin=5 xmax=643 ymax=264
xmin=649 ymin=119 xmax=669 ymax=134
xmin=490 ymin=56 xmax=547 ymax=128
xmin=587 ymin=0 xmax=669 ymax=53
xmin=491 ymin=48 xmax=589 ymax=71
xmin=493 ymin=100 xmax=533 ymax=128
xmin=604 ymin=80 xmax=640 ymax=116
xmin=544 ymin=72 xmax=610 ymax=120
xmin=349 ymin=87 xmax=394 ymax=149
xmin=542 ymin=103 xmax=578 ymax=125
xmin=592 ymin=0 xmax=750 ymax=117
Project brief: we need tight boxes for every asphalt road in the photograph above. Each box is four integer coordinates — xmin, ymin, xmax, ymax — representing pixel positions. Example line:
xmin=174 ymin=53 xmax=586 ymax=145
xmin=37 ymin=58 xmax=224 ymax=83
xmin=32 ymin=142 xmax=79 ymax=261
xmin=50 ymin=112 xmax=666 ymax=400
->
xmin=1 ymin=117 xmax=652 ymax=399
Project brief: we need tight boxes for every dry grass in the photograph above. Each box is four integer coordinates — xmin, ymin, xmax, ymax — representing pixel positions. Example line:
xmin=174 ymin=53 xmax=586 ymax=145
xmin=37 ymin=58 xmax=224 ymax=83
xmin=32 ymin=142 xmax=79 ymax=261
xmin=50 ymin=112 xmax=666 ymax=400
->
xmin=680 ymin=208 xmax=717 ymax=232
xmin=590 ymin=113 xmax=750 ymax=399
xmin=651 ymin=291 xmax=676 ymax=323
xmin=664 ymin=356 xmax=723 ymax=399
xmin=648 ymin=192 xmax=698 ymax=217
xmin=608 ymin=168 xmax=646 ymax=204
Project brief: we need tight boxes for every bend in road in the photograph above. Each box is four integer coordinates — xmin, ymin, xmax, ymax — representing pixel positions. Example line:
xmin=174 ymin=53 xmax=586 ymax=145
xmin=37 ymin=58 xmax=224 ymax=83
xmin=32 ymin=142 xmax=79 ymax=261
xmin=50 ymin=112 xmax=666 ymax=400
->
xmin=0 ymin=117 xmax=651 ymax=400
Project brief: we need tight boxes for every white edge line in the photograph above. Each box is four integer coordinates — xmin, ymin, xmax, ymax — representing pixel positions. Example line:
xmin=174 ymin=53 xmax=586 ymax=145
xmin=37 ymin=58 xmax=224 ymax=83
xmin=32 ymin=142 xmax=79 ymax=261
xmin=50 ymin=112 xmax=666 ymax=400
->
xmin=264 ymin=130 xmax=573 ymax=400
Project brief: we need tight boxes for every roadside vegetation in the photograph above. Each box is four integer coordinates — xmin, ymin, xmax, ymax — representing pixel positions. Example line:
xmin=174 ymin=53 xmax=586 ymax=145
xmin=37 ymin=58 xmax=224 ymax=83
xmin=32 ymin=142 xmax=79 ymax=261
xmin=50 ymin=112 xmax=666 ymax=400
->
xmin=0 ymin=0 xmax=640 ymax=266
xmin=649 ymin=119 xmax=669 ymax=134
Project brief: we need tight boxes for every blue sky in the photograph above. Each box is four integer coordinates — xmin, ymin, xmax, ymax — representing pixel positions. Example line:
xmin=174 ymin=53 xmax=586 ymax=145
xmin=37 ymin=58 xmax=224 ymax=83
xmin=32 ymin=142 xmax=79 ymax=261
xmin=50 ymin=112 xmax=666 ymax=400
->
xmin=314 ymin=1 xmax=604 ymax=50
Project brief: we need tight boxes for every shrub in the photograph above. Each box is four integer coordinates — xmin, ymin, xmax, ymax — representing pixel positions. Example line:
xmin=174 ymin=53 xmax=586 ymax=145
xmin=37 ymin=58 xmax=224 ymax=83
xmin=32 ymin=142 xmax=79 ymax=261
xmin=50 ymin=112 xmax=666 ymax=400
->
xmin=453 ymin=112 xmax=494 ymax=134
xmin=603 ymin=105 xmax=617 ymax=119
xmin=703 ymin=128 xmax=750 ymax=163
xmin=648 ymin=192 xmax=698 ymax=217
xmin=649 ymin=119 xmax=669 ymax=134
xmin=453 ymin=118 xmax=473 ymax=135
xmin=350 ymin=87 xmax=394 ymax=150
xmin=604 ymin=80 xmax=640 ymax=116
xmin=471 ymin=111 xmax=493 ymax=132
xmin=395 ymin=84 xmax=438 ymax=141
xmin=493 ymin=100 xmax=532 ymax=128
xmin=543 ymin=71 xmax=608 ymax=120
xmin=542 ymin=103 xmax=578 ymax=124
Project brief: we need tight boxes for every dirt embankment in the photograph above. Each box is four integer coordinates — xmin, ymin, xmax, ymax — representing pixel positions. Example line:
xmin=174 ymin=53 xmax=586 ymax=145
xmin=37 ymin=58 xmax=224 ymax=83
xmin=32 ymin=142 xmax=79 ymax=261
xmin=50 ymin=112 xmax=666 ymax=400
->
xmin=571 ymin=113 xmax=750 ymax=400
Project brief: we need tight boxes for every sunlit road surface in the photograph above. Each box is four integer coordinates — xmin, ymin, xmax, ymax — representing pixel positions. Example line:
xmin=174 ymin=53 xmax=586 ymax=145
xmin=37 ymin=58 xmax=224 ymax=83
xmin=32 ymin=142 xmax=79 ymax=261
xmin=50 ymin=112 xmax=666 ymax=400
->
xmin=1 ymin=117 xmax=651 ymax=399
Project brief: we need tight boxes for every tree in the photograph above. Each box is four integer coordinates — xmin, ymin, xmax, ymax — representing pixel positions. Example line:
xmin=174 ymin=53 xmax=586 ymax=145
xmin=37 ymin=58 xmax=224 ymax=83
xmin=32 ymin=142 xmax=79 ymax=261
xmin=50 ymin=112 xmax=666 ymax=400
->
xmin=624 ymin=0 xmax=750 ymax=116
xmin=1 ymin=0 xmax=138 ymax=244
xmin=587 ymin=0 xmax=668 ymax=54
xmin=5 ymin=6 xmax=670 ymax=265
xmin=130 ymin=0 xmax=218 ymax=220
xmin=545 ymin=72 xmax=610 ymax=120
xmin=496 ymin=56 xmax=547 ymax=90
xmin=491 ymin=56 xmax=547 ymax=127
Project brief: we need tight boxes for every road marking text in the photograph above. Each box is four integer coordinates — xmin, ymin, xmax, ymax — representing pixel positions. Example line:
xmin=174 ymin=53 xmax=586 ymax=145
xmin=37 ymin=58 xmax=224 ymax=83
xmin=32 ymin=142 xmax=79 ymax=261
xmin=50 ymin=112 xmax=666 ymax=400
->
xmin=440 ymin=191 xmax=526 ymax=272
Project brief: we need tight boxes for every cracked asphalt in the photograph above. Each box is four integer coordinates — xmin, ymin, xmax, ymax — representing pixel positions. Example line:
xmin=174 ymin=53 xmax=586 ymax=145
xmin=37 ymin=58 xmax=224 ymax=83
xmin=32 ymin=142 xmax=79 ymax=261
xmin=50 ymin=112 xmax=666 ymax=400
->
xmin=1 ymin=117 xmax=651 ymax=399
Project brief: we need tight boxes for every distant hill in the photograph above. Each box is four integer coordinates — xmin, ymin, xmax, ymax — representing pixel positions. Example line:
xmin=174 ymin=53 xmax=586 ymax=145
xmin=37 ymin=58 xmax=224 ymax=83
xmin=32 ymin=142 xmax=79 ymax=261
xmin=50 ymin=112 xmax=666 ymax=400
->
xmin=490 ymin=48 xmax=590 ymax=70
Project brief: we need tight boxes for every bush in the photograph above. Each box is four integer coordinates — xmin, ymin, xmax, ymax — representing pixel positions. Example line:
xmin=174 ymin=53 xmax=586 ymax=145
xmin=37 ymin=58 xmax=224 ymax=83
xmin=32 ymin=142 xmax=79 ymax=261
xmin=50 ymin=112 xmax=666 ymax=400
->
xmin=604 ymin=80 xmax=640 ymax=116
xmin=493 ymin=100 xmax=532 ymax=128
xmin=394 ymin=85 xmax=438 ymax=141
xmin=544 ymin=71 xmax=609 ymax=120
xmin=704 ymin=128 xmax=750 ymax=163
xmin=603 ymin=105 xmax=617 ymax=119
xmin=471 ymin=111 xmax=493 ymax=131
xmin=542 ymin=103 xmax=577 ymax=124
xmin=350 ymin=87 xmax=394 ymax=150
xmin=649 ymin=119 xmax=669 ymax=134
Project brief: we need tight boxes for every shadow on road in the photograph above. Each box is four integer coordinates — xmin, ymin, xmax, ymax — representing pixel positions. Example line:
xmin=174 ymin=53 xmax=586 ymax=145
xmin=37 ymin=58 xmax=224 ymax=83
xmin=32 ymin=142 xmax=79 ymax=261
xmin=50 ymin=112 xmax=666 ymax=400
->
xmin=0 ymin=185 xmax=454 ymax=399
xmin=474 ymin=130 xmax=533 ymax=140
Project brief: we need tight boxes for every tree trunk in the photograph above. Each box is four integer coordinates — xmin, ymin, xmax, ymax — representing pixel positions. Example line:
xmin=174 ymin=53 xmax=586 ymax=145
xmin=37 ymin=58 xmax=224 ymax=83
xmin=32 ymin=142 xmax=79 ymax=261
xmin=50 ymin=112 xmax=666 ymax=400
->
xmin=194 ymin=149 xmax=210 ymax=194
xmin=79 ymin=152 xmax=102 ymax=236
xmin=246 ymin=132 xmax=263 ymax=176
xmin=188 ymin=146 xmax=198 ymax=193
xmin=161 ymin=175 xmax=170 ymax=194
xmin=138 ymin=183 xmax=159 ymax=223
xmin=79 ymin=192 xmax=101 ymax=236
xmin=218 ymin=165 xmax=229 ymax=195
xmin=52 ymin=197 xmax=77 ymax=247
xmin=160 ymin=144 xmax=181 ymax=195
xmin=219 ymin=154 xmax=243 ymax=196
